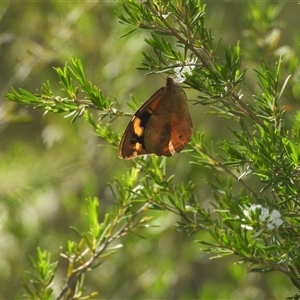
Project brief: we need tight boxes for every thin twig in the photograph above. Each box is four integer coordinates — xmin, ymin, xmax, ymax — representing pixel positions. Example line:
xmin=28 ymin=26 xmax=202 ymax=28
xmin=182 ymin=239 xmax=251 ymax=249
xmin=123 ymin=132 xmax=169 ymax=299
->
xmin=56 ymin=202 xmax=149 ymax=300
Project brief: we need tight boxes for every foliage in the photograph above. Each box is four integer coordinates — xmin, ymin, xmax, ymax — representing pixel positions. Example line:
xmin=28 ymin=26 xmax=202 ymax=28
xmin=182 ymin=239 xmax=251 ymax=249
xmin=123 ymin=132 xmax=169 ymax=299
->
xmin=3 ymin=0 xmax=300 ymax=299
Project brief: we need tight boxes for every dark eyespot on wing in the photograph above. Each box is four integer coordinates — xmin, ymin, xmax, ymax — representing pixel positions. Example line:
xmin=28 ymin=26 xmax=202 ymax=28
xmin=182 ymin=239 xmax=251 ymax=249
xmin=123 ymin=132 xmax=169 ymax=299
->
xmin=130 ymin=135 xmax=145 ymax=148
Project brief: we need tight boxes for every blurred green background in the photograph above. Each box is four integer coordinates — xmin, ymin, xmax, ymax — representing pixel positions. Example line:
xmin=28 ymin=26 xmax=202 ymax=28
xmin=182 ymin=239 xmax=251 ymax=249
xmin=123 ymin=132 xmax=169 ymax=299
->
xmin=0 ymin=1 xmax=299 ymax=299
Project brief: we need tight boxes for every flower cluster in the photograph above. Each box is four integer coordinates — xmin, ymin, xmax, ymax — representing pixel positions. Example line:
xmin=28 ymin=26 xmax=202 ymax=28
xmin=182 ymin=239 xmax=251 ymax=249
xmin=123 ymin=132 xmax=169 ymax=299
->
xmin=172 ymin=58 xmax=197 ymax=83
xmin=241 ymin=204 xmax=283 ymax=231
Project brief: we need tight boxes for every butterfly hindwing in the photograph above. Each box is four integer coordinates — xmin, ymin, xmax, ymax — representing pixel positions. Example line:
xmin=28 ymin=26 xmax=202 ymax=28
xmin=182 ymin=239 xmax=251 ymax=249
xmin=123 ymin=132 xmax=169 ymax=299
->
xmin=118 ymin=77 xmax=193 ymax=159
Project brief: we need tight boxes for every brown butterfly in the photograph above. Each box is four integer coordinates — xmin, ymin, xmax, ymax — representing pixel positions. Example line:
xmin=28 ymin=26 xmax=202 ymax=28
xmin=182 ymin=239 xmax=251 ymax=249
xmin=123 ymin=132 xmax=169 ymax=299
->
xmin=118 ymin=77 xmax=193 ymax=159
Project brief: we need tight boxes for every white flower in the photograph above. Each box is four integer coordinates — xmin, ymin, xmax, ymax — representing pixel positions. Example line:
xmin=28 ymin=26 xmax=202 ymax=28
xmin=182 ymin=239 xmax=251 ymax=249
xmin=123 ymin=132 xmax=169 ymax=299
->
xmin=173 ymin=58 xmax=197 ymax=74
xmin=172 ymin=58 xmax=197 ymax=83
xmin=173 ymin=72 xmax=186 ymax=84
xmin=259 ymin=208 xmax=283 ymax=230
xmin=258 ymin=207 xmax=270 ymax=222
xmin=243 ymin=204 xmax=262 ymax=219
xmin=241 ymin=204 xmax=262 ymax=231
xmin=266 ymin=210 xmax=283 ymax=230
xmin=250 ymin=204 xmax=262 ymax=212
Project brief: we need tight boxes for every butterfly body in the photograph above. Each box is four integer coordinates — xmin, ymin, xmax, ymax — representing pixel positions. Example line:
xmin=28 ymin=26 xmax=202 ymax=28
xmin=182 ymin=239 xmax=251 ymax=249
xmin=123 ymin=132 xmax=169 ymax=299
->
xmin=118 ymin=77 xmax=193 ymax=159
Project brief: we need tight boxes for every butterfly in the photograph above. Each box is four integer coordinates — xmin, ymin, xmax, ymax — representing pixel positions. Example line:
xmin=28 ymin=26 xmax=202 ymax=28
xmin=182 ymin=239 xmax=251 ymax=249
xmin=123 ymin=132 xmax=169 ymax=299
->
xmin=118 ymin=77 xmax=193 ymax=159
